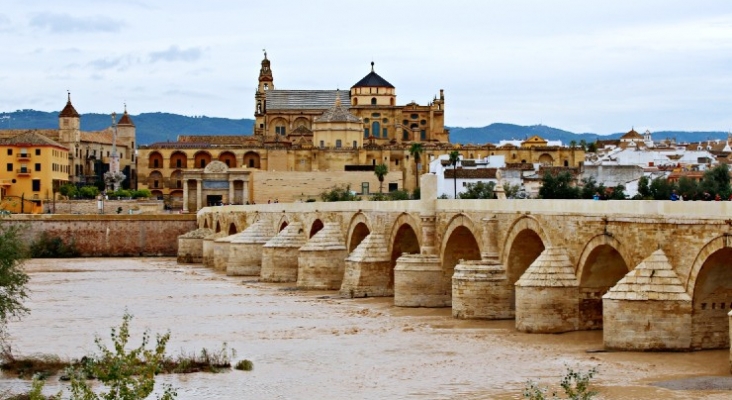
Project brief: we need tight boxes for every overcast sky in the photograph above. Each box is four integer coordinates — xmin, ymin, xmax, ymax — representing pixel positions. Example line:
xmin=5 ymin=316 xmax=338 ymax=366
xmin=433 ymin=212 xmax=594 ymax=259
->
xmin=2 ymin=1 xmax=732 ymax=134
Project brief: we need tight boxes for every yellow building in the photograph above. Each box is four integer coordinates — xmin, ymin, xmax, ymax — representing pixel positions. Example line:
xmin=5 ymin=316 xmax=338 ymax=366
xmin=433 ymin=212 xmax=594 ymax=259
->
xmin=0 ymin=94 xmax=138 ymax=194
xmin=0 ymin=131 xmax=69 ymax=213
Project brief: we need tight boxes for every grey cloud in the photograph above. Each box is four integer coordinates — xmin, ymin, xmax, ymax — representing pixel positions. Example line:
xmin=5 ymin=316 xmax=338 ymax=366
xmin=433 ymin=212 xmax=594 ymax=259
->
xmin=164 ymin=89 xmax=216 ymax=99
xmin=88 ymin=57 xmax=125 ymax=70
xmin=149 ymin=46 xmax=203 ymax=63
xmin=29 ymin=12 xmax=123 ymax=33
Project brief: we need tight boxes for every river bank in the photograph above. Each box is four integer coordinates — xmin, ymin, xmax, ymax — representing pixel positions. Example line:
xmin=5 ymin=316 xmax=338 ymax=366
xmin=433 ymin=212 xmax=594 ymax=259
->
xmin=2 ymin=258 xmax=731 ymax=399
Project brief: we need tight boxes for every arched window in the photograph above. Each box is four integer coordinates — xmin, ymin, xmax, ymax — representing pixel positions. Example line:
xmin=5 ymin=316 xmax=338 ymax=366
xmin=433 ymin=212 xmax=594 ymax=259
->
xmin=372 ymin=121 xmax=381 ymax=138
xmin=371 ymin=97 xmax=377 ymax=105
xmin=353 ymin=98 xmax=358 ymax=106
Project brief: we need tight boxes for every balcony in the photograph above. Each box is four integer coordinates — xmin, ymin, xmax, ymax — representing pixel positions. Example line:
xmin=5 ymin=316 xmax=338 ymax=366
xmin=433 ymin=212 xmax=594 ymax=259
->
xmin=17 ymin=153 xmax=30 ymax=160
xmin=16 ymin=168 xmax=30 ymax=176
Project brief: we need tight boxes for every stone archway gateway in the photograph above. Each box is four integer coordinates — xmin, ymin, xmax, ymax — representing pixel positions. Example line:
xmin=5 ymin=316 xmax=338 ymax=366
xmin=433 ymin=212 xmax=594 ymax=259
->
xmin=181 ymin=161 xmax=251 ymax=212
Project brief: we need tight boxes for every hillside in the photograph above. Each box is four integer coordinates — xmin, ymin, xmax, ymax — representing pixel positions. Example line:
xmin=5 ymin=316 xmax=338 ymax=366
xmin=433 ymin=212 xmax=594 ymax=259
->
xmin=0 ymin=110 xmax=727 ymax=145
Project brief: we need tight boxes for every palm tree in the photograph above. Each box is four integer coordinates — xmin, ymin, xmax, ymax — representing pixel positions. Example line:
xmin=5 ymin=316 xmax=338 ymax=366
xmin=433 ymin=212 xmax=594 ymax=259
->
xmin=569 ymin=140 xmax=577 ymax=149
xmin=449 ymin=150 xmax=460 ymax=199
xmin=374 ymin=163 xmax=388 ymax=193
xmin=409 ymin=143 xmax=424 ymax=188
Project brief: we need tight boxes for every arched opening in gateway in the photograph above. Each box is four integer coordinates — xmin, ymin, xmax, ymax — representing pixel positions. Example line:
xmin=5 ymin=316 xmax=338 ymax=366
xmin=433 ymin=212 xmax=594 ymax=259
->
xmin=442 ymin=226 xmax=481 ymax=304
xmin=579 ymin=244 xmax=627 ymax=330
xmin=692 ymin=247 xmax=732 ymax=349
xmin=506 ymin=230 xmax=545 ymax=311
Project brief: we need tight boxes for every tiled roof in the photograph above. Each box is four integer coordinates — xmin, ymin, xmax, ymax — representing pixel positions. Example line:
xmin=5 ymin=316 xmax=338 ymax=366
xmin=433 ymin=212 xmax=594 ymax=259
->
xmin=59 ymin=95 xmax=80 ymax=118
xmin=314 ymin=96 xmax=361 ymax=123
xmin=0 ymin=129 xmax=59 ymax=140
xmin=0 ymin=130 xmax=67 ymax=149
xmin=515 ymin=247 xmax=579 ymax=288
xmin=444 ymin=168 xmax=498 ymax=179
xmin=178 ymin=135 xmax=257 ymax=144
xmin=81 ymin=130 xmax=114 ymax=145
xmin=266 ymin=90 xmax=350 ymax=110
xmin=504 ymin=162 xmax=535 ymax=170
xmin=620 ymin=129 xmax=643 ymax=140
xmin=117 ymin=110 xmax=135 ymax=126
xmin=289 ymin=125 xmax=313 ymax=136
xmin=352 ymin=63 xmax=394 ymax=88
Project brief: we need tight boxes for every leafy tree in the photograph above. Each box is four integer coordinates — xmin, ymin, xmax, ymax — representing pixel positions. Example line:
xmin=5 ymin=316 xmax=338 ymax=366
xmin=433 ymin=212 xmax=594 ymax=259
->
xmin=411 ymin=187 xmax=420 ymax=200
xmin=586 ymin=142 xmax=598 ymax=153
xmin=0 ymin=222 xmax=29 ymax=339
xmin=409 ymin=143 xmax=423 ymax=187
xmin=503 ymin=183 xmax=521 ymax=199
xmin=319 ymin=185 xmax=359 ymax=202
xmin=649 ymin=177 xmax=675 ymax=200
xmin=699 ymin=164 xmax=731 ymax=199
xmin=448 ymin=150 xmax=460 ymax=199
xmin=606 ymin=184 xmax=627 ymax=200
xmin=539 ymin=171 xmax=580 ymax=199
xmin=388 ymin=189 xmax=411 ymax=200
xmin=579 ymin=176 xmax=605 ymax=200
xmin=374 ymin=163 xmax=388 ymax=193
xmin=79 ymin=186 xmax=100 ymax=199
xmin=636 ymin=176 xmax=652 ymax=199
xmin=677 ymin=176 xmax=699 ymax=200
xmin=59 ymin=183 xmax=78 ymax=198
xmin=579 ymin=139 xmax=587 ymax=151
xmin=69 ymin=312 xmax=177 ymax=400
xmin=458 ymin=181 xmax=496 ymax=199
xmin=132 ymin=189 xmax=152 ymax=199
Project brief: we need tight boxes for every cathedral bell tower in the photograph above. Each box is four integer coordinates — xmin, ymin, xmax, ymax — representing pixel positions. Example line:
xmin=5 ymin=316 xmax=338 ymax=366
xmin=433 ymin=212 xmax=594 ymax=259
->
xmin=254 ymin=50 xmax=274 ymax=137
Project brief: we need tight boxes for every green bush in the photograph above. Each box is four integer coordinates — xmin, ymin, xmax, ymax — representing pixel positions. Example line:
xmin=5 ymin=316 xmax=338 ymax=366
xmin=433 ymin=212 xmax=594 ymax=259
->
xmin=524 ymin=366 xmax=598 ymax=400
xmin=29 ymin=232 xmax=80 ymax=258
xmin=132 ymin=189 xmax=152 ymax=199
xmin=234 ymin=359 xmax=253 ymax=371
xmin=58 ymin=183 xmax=78 ymax=198
xmin=78 ymin=186 xmax=99 ymax=199
xmin=319 ymin=185 xmax=359 ymax=202
xmin=112 ymin=189 xmax=132 ymax=199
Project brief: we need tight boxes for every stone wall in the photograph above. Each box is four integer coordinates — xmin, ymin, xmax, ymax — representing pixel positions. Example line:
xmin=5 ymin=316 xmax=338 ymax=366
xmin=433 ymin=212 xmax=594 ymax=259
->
xmin=4 ymin=214 xmax=196 ymax=256
xmin=47 ymin=199 xmax=165 ymax=215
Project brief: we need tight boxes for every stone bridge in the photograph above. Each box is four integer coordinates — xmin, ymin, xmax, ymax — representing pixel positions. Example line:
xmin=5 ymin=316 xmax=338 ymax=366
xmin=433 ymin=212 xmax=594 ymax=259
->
xmin=179 ymin=176 xmax=732 ymax=353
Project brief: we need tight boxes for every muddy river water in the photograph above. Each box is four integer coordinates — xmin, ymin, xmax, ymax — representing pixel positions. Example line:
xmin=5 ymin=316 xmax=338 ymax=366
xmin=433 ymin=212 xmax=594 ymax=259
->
xmin=2 ymin=258 xmax=732 ymax=399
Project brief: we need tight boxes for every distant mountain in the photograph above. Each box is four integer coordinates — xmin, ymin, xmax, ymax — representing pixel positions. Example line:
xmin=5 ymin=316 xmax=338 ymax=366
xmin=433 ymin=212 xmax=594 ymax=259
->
xmin=1 ymin=110 xmax=727 ymax=146
xmin=0 ymin=110 xmax=253 ymax=145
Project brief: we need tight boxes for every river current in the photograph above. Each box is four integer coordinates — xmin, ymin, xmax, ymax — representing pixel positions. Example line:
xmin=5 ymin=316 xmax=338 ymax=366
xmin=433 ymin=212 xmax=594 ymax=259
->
xmin=2 ymin=258 xmax=731 ymax=399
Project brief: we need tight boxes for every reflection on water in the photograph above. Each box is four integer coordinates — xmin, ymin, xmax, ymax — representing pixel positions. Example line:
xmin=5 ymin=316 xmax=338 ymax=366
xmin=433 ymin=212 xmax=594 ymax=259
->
xmin=2 ymin=258 xmax=731 ymax=399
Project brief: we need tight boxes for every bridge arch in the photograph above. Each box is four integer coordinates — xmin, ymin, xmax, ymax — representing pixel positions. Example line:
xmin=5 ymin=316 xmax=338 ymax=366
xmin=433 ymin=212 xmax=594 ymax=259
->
xmin=228 ymin=222 xmax=237 ymax=235
xmin=502 ymin=216 xmax=550 ymax=310
xmin=389 ymin=214 xmax=421 ymax=292
xmin=686 ymin=235 xmax=732 ymax=349
xmin=346 ymin=212 xmax=372 ymax=253
xmin=309 ymin=218 xmax=324 ymax=238
xmin=277 ymin=215 xmax=290 ymax=232
xmin=575 ymin=234 xmax=631 ymax=330
xmin=440 ymin=214 xmax=482 ymax=303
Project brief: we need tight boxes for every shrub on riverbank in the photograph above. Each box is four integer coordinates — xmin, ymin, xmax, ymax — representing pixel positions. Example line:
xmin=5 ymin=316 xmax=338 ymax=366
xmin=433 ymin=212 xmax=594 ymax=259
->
xmin=523 ymin=366 xmax=598 ymax=399
xmin=29 ymin=232 xmax=80 ymax=258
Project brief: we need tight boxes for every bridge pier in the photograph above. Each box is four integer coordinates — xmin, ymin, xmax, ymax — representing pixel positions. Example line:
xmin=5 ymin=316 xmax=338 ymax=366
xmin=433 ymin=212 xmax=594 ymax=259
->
xmin=298 ymin=222 xmax=347 ymax=290
xmin=603 ymin=249 xmax=692 ymax=350
xmin=202 ymin=231 xmax=227 ymax=268
xmin=260 ymin=222 xmax=306 ymax=283
xmin=341 ymin=233 xmax=393 ymax=298
xmin=515 ymin=246 xmax=579 ymax=333
xmin=394 ymin=254 xmax=447 ymax=307
xmin=227 ymin=220 xmax=274 ymax=276
xmin=213 ymin=235 xmax=236 ymax=272
xmin=453 ymin=215 xmax=513 ymax=319
xmin=177 ymin=228 xmax=213 ymax=263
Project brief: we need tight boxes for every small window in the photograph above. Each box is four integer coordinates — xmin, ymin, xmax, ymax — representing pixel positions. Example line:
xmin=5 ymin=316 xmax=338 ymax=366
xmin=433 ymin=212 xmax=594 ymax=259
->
xmin=6 ymin=163 xmax=12 ymax=172
xmin=410 ymin=114 xmax=418 ymax=119
xmin=395 ymin=159 xmax=399 ymax=166
xmin=154 ymin=180 xmax=159 ymax=188
xmin=335 ymin=139 xmax=342 ymax=148
xmin=403 ymin=131 xmax=409 ymax=140
xmin=352 ymin=141 xmax=357 ymax=149
xmin=420 ymin=119 xmax=427 ymax=125
xmin=320 ymin=140 xmax=325 ymax=149
xmin=388 ymin=183 xmax=398 ymax=192
xmin=35 ymin=149 xmax=41 ymax=155
xmin=402 ymin=119 xmax=408 ymax=126
xmin=35 ymin=163 xmax=41 ymax=171
xmin=364 ymin=118 xmax=370 ymax=123
xmin=361 ymin=182 xmax=369 ymax=195
xmin=371 ymin=113 xmax=381 ymax=118
xmin=200 ymin=159 xmax=205 ymax=168
xmin=176 ymin=159 xmax=182 ymax=168
xmin=420 ymin=130 xmax=426 ymax=140
xmin=364 ymin=128 xmax=370 ymax=138
xmin=6 ymin=149 xmax=12 ymax=155
xmin=382 ymin=128 xmax=388 ymax=138
xmin=383 ymin=118 xmax=388 ymax=123
xmin=371 ymin=98 xmax=377 ymax=105
xmin=32 ymin=179 xmax=41 ymax=192
xmin=153 ymin=159 xmax=159 ymax=168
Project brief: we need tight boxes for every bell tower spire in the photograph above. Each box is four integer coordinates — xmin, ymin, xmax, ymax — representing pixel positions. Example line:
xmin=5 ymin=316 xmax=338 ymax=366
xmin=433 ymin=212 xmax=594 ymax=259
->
xmin=254 ymin=50 xmax=273 ymax=137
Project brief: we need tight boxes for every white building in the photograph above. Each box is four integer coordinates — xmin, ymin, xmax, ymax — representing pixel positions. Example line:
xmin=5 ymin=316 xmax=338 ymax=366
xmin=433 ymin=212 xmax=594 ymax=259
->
xmin=429 ymin=154 xmax=505 ymax=198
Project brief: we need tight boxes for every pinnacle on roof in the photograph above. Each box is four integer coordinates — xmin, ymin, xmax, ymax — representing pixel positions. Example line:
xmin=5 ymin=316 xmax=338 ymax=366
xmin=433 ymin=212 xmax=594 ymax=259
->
xmin=117 ymin=104 xmax=135 ymax=126
xmin=59 ymin=92 xmax=80 ymax=118
xmin=351 ymin=62 xmax=394 ymax=88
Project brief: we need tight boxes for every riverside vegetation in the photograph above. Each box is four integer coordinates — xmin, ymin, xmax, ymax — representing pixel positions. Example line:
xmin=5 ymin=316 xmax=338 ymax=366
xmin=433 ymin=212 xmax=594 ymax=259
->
xmin=0 ymin=220 xmax=253 ymax=399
